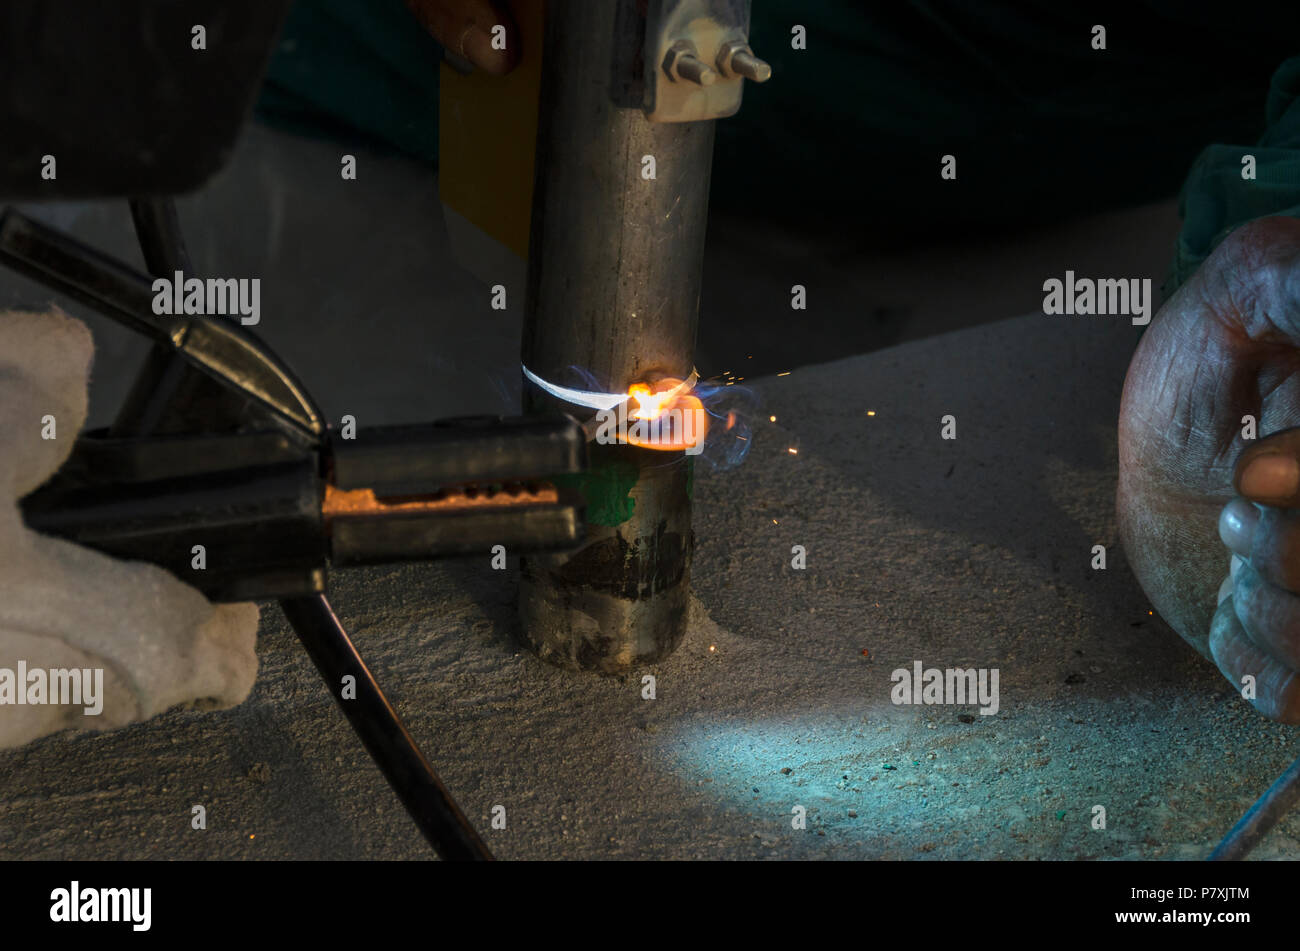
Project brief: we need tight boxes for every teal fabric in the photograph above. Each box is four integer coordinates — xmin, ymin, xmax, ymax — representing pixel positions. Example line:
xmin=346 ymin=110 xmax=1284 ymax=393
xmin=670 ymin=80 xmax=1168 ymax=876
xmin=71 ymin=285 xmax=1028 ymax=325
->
xmin=260 ymin=0 xmax=442 ymax=160
xmin=1171 ymin=57 xmax=1300 ymax=291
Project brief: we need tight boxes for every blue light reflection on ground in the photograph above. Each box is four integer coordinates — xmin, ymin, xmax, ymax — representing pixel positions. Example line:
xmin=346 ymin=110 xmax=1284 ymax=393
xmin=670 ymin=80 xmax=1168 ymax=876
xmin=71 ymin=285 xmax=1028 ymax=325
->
xmin=663 ymin=713 xmax=940 ymax=847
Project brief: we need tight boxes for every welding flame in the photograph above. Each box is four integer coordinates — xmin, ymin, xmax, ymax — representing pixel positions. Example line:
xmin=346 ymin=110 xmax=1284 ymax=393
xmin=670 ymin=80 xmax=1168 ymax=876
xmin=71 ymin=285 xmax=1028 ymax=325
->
xmin=628 ymin=381 xmax=679 ymax=420
xmin=625 ymin=378 xmax=706 ymax=452
xmin=522 ymin=363 xmax=756 ymax=469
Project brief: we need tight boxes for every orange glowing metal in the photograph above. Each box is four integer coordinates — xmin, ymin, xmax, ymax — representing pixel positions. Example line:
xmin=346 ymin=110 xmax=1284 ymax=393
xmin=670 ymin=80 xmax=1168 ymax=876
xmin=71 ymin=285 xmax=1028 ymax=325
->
xmin=322 ymin=484 xmax=558 ymax=521
xmin=622 ymin=377 xmax=707 ymax=452
xmin=628 ymin=381 xmax=677 ymax=421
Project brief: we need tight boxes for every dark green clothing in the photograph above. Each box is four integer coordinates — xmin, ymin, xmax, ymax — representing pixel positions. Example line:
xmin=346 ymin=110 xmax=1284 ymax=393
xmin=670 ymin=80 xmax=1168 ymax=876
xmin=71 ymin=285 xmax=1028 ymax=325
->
xmin=259 ymin=0 xmax=442 ymax=161
xmin=1172 ymin=56 xmax=1300 ymax=290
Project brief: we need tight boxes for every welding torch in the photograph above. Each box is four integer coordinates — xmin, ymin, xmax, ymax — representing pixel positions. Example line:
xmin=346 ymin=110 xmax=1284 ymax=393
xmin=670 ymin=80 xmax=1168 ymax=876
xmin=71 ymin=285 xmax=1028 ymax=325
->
xmin=1 ymin=201 xmax=587 ymax=860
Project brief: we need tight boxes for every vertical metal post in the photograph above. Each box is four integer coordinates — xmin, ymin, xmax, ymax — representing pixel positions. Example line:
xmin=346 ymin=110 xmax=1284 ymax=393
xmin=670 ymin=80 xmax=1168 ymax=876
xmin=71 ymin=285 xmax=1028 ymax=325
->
xmin=520 ymin=0 xmax=715 ymax=673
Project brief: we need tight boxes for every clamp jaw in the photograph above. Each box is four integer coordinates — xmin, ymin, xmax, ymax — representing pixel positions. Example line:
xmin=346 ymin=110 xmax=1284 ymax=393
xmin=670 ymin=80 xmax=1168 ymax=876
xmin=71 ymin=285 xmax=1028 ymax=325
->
xmin=3 ymin=208 xmax=587 ymax=602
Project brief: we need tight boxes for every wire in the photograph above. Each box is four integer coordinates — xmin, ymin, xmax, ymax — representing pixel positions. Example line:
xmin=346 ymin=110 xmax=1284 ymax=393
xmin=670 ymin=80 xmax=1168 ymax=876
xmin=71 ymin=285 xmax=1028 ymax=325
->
xmin=281 ymin=595 xmax=493 ymax=861
xmin=1209 ymin=753 xmax=1300 ymax=860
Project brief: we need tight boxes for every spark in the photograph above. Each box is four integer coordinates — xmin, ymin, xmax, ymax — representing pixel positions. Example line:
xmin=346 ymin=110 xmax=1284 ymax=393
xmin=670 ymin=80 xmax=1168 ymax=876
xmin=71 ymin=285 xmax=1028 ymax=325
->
xmin=777 ymin=371 xmax=791 ymax=377
xmin=788 ymin=447 xmax=797 ymax=454
xmin=867 ymin=410 xmax=876 ymax=416
xmin=769 ymin=415 xmax=776 ymax=422
xmin=709 ymin=645 xmax=716 ymax=652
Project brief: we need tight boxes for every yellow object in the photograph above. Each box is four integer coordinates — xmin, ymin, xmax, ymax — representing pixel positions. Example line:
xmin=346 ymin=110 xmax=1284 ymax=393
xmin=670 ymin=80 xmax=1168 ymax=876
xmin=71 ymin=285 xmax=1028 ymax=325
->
xmin=438 ymin=0 xmax=545 ymax=285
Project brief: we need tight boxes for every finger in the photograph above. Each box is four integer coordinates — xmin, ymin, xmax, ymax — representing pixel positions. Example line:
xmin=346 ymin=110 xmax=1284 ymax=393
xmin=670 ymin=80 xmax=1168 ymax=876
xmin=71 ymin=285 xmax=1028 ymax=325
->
xmin=1235 ymin=426 xmax=1300 ymax=507
xmin=1232 ymin=559 xmax=1300 ymax=670
xmin=405 ymin=0 xmax=520 ymax=75
xmin=1210 ymin=596 xmax=1300 ymax=723
xmin=1247 ymin=504 xmax=1300 ymax=590
xmin=1218 ymin=496 xmax=1259 ymax=557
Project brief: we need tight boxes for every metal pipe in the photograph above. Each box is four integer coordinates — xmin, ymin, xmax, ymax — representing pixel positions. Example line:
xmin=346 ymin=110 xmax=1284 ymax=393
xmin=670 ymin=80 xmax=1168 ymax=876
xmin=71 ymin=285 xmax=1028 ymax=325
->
xmin=519 ymin=0 xmax=715 ymax=673
xmin=1209 ymin=752 xmax=1300 ymax=860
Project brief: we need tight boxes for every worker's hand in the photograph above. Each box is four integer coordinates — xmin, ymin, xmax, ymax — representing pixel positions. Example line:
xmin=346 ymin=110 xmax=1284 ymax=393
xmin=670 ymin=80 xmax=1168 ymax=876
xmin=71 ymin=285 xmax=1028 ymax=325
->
xmin=1214 ymin=434 xmax=1300 ymax=722
xmin=0 ymin=308 xmax=259 ymax=750
xmin=404 ymin=0 xmax=519 ymax=75
xmin=1118 ymin=216 xmax=1300 ymax=723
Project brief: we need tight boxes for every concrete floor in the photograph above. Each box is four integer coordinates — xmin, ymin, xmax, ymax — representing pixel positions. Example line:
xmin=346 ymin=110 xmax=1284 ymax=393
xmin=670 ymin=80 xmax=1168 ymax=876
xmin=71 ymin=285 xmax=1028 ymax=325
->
xmin=2 ymin=122 xmax=1293 ymax=860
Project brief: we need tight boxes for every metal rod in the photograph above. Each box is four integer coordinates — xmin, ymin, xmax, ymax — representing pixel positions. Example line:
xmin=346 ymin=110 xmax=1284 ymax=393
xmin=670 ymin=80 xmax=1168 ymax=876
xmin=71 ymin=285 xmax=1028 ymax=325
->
xmin=519 ymin=0 xmax=713 ymax=673
xmin=115 ymin=196 xmax=204 ymax=435
xmin=0 ymin=206 xmax=176 ymax=343
xmin=1209 ymin=752 xmax=1300 ymax=860
xmin=128 ymin=196 xmax=193 ymax=276
xmin=280 ymin=595 xmax=493 ymax=861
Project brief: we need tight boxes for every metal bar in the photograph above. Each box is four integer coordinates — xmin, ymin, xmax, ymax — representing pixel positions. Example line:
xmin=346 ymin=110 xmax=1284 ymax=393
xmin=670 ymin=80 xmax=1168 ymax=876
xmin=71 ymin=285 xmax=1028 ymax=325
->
xmin=281 ymin=595 xmax=493 ymax=861
xmin=128 ymin=197 xmax=193 ymax=275
xmin=0 ymin=206 xmax=178 ymax=343
xmin=1209 ymin=753 xmax=1300 ymax=860
xmin=519 ymin=0 xmax=714 ymax=673
xmin=114 ymin=196 xmax=204 ymax=435
xmin=330 ymin=415 xmax=586 ymax=494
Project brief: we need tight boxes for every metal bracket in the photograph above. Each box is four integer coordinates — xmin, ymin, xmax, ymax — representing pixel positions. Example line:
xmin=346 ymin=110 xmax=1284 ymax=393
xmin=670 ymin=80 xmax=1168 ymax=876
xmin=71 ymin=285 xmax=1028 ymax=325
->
xmin=643 ymin=0 xmax=769 ymax=123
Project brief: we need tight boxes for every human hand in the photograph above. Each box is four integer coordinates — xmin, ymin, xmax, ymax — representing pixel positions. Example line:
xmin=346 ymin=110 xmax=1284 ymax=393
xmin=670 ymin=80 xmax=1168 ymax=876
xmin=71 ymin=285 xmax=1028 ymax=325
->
xmin=404 ymin=0 xmax=519 ymax=75
xmin=1118 ymin=216 xmax=1300 ymax=721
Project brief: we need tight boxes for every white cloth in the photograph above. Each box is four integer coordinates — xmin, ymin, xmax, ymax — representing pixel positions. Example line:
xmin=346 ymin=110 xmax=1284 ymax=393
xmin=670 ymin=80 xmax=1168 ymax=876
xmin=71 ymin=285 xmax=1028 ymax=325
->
xmin=0 ymin=308 xmax=259 ymax=749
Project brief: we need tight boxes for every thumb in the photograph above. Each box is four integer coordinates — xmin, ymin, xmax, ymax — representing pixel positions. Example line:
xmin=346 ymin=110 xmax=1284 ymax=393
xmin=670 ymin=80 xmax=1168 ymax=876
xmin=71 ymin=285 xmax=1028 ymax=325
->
xmin=1235 ymin=427 xmax=1300 ymax=508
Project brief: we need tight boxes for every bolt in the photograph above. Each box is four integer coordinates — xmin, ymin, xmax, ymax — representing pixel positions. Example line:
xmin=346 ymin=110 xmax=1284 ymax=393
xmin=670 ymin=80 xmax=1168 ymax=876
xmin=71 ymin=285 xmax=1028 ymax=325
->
xmin=716 ymin=40 xmax=772 ymax=83
xmin=663 ymin=41 xmax=719 ymax=86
